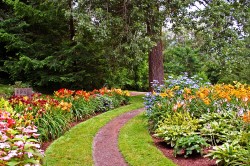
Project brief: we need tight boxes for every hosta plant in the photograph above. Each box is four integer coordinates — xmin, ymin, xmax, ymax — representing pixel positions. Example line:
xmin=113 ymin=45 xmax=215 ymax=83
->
xmin=154 ymin=111 xmax=200 ymax=147
xmin=174 ymin=135 xmax=209 ymax=158
xmin=205 ymin=141 xmax=250 ymax=166
xmin=199 ymin=112 xmax=244 ymax=145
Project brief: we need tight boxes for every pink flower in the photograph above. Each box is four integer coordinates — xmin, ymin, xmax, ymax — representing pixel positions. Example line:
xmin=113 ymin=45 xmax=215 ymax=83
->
xmin=0 ymin=133 xmax=8 ymax=141
xmin=23 ymin=126 xmax=38 ymax=134
xmin=32 ymin=133 xmax=40 ymax=138
xmin=27 ymin=152 xmax=33 ymax=158
xmin=14 ymin=141 xmax=24 ymax=147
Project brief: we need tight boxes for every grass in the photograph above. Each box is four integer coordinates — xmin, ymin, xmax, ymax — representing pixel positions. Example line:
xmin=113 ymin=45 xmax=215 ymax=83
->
xmin=43 ymin=95 xmax=144 ymax=166
xmin=0 ymin=84 xmax=14 ymax=97
xmin=119 ymin=113 xmax=177 ymax=166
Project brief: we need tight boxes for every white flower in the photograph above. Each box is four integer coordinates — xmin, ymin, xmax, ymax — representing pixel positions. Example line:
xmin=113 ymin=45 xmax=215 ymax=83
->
xmin=8 ymin=150 xmax=18 ymax=157
xmin=15 ymin=134 xmax=24 ymax=139
xmin=1 ymin=155 xmax=11 ymax=161
xmin=33 ymin=144 xmax=41 ymax=148
xmin=0 ymin=142 xmax=10 ymax=149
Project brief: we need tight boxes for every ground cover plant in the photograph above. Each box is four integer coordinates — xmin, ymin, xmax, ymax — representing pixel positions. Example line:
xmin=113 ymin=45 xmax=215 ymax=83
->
xmin=144 ymin=74 xmax=250 ymax=165
xmin=1 ymin=87 xmax=129 ymax=165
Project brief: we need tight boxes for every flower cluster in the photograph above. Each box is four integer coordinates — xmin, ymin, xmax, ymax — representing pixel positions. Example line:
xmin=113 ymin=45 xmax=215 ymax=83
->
xmin=1 ymin=86 xmax=130 ymax=165
xmin=0 ymin=110 xmax=43 ymax=166
xmin=54 ymin=87 xmax=130 ymax=102
xmin=144 ymin=75 xmax=250 ymax=164
xmin=8 ymin=93 xmax=71 ymax=115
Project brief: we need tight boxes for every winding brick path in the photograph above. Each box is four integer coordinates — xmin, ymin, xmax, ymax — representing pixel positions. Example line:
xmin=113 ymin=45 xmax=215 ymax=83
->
xmin=93 ymin=108 xmax=145 ymax=166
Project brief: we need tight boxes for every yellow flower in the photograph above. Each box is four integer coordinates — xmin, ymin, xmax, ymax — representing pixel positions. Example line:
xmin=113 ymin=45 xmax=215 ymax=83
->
xmin=202 ymin=98 xmax=211 ymax=105
xmin=173 ymin=86 xmax=180 ymax=90
xmin=184 ymin=88 xmax=192 ymax=94
xmin=160 ymin=92 xmax=167 ymax=98
xmin=166 ymin=89 xmax=174 ymax=98
xmin=123 ymin=90 xmax=130 ymax=96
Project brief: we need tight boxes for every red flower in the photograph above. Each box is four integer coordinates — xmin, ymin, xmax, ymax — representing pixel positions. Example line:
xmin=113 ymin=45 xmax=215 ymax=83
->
xmin=7 ymin=118 xmax=16 ymax=127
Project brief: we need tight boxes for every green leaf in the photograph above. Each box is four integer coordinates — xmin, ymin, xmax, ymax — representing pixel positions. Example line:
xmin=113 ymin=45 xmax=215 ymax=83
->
xmin=7 ymin=161 xmax=21 ymax=166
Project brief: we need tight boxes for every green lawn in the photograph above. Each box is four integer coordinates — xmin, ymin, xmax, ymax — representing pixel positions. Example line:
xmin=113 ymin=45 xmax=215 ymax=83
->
xmin=119 ymin=113 xmax=176 ymax=166
xmin=43 ymin=95 xmax=144 ymax=166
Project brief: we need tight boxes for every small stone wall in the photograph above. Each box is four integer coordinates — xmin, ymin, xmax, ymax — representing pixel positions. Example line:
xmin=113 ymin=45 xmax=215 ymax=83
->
xmin=14 ymin=88 xmax=33 ymax=97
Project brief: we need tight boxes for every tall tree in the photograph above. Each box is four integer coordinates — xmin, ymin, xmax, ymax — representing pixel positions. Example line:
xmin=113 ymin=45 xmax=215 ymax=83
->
xmin=76 ymin=0 xmax=191 ymax=90
xmin=174 ymin=0 xmax=250 ymax=83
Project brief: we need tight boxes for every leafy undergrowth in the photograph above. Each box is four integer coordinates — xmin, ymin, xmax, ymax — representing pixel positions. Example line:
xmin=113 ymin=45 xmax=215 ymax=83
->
xmin=43 ymin=95 xmax=144 ymax=166
xmin=119 ymin=113 xmax=176 ymax=166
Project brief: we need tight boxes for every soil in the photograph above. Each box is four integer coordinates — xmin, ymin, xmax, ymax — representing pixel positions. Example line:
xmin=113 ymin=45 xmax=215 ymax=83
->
xmin=152 ymin=136 xmax=217 ymax=166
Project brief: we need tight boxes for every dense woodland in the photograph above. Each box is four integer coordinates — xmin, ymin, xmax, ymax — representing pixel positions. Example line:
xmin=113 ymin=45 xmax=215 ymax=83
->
xmin=0 ymin=0 xmax=249 ymax=92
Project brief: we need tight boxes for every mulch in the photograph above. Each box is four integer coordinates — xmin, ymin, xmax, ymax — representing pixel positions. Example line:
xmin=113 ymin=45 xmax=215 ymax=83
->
xmin=152 ymin=136 xmax=217 ymax=166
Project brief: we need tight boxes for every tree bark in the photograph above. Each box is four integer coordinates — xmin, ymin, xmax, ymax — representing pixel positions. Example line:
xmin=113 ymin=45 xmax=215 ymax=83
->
xmin=148 ymin=40 xmax=164 ymax=91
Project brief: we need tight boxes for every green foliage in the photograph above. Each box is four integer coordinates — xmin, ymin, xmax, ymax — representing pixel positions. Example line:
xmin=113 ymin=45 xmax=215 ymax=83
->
xmin=168 ymin=0 xmax=250 ymax=84
xmin=164 ymin=46 xmax=203 ymax=76
xmin=154 ymin=111 xmax=200 ymax=147
xmin=36 ymin=111 xmax=71 ymax=141
xmin=71 ymin=98 xmax=95 ymax=121
xmin=1 ymin=0 xmax=249 ymax=91
xmin=205 ymin=141 xmax=250 ymax=166
xmin=199 ymin=112 xmax=244 ymax=145
xmin=174 ymin=135 xmax=209 ymax=158
xmin=0 ymin=84 xmax=14 ymax=98
xmin=146 ymin=97 xmax=174 ymax=131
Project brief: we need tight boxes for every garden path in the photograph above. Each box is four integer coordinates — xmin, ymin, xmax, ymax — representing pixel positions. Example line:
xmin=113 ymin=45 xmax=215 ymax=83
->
xmin=93 ymin=107 xmax=145 ymax=166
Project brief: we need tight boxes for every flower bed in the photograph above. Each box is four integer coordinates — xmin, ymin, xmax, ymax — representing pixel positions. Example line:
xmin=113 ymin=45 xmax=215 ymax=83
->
xmin=1 ymin=87 xmax=129 ymax=165
xmin=144 ymin=75 xmax=249 ymax=165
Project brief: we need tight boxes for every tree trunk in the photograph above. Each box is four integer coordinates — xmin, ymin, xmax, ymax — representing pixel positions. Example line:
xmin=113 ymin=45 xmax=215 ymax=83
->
xmin=149 ymin=40 xmax=164 ymax=91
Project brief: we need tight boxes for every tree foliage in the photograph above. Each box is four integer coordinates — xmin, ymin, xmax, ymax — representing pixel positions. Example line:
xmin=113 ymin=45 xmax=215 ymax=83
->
xmin=167 ymin=0 xmax=250 ymax=84
xmin=0 ymin=0 xmax=249 ymax=92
